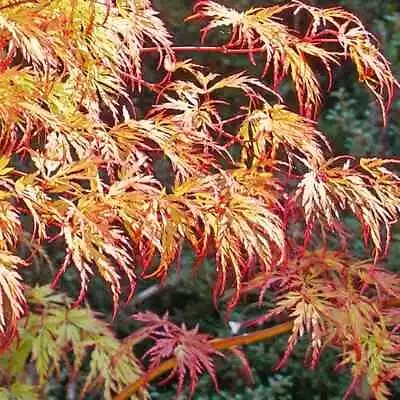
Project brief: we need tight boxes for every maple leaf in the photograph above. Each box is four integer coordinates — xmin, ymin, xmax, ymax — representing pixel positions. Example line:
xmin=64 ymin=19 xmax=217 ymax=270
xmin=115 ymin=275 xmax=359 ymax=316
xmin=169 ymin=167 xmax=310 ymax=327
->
xmin=241 ymin=247 xmax=400 ymax=400
xmin=338 ymin=321 xmax=400 ymax=400
xmin=255 ymin=251 xmax=337 ymax=369
xmin=290 ymin=1 xmax=399 ymax=124
xmin=291 ymin=0 xmax=364 ymax=34
xmin=238 ymin=103 xmax=329 ymax=166
xmin=337 ymin=23 xmax=400 ymax=126
xmin=51 ymin=196 xmax=137 ymax=315
xmin=189 ymin=1 xmax=338 ymax=117
xmin=110 ymin=118 xmax=221 ymax=184
xmin=0 ymin=67 xmax=67 ymax=154
xmin=0 ymin=251 xmax=26 ymax=351
xmin=296 ymin=157 xmax=400 ymax=255
xmin=171 ymin=171 xmax=285 ymax=308
xmin=0 ymin=285 xmax=146 ymax=399
xmin=0 ymin=158 xmax=21 ymax=249
xmin=133 ymin=311 xmax=222 ymax=398
xmin=0 ymin=0 xmax=173 ymax=121
xmin=13 ymin=172 xmax=53 ymax=240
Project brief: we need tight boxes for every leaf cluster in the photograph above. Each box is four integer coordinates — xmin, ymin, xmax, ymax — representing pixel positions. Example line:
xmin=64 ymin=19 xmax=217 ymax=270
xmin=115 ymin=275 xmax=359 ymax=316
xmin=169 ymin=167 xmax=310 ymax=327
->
xmin=0 ymin=285 xmax=147 ymax=399
xmin=0 ymin=1 xmax=399 ymax=399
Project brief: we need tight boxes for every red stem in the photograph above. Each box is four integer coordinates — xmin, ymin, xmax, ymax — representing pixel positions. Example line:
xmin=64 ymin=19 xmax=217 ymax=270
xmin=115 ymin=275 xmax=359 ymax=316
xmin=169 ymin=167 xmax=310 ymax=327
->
xmin=141 ymin=46 xmax=266 ymax=55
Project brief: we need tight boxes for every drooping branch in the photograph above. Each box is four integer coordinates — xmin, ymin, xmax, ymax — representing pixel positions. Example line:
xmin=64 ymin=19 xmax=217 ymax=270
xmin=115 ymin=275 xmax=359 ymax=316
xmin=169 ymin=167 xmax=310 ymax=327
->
xmin=113 ymin=320 xmax=293 ymax=400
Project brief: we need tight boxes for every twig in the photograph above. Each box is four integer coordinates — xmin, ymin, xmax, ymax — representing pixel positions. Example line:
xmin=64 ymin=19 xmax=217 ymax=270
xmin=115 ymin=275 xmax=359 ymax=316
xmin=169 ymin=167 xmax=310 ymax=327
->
xmin=141 ymin=46 xmax=266 ymax=55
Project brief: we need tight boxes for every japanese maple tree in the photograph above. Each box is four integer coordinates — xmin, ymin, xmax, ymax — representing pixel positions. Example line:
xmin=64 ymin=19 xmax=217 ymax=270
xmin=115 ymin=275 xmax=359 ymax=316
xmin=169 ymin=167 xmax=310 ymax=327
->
xmin=0 ymin=0 xmax=399 ymax=399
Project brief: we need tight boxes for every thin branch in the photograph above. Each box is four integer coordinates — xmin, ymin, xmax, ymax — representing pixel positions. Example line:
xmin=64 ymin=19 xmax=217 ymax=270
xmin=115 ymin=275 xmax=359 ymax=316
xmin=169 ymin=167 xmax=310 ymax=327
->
xmin=66 ymin=380 xmax=78 ymax=400
xmin=211 ymin=320 xmax=293 ymax=350
xmin=127 ymin=273 xmax=180 ymax=308
xmin=140 ymin=46 xmax=266 ymax=55
xmin=119 ymin=71 xmax=163 ymax=93
xmin=113 ymin=320 xmax=293 ymax=400
xmin=384 ymin=298 xmax=400 ymax=308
